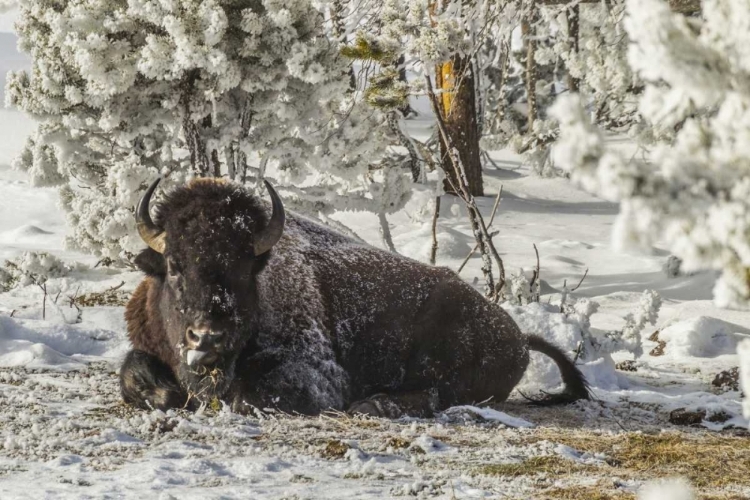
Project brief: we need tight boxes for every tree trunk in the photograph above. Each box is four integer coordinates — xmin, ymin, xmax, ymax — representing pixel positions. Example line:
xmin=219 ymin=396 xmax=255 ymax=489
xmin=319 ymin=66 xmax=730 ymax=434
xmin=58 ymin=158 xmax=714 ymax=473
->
xmin=225 ymin=145 xmax=236 ymax=180
xmin=523 ymin=8 xmax=538 ymax=129
xmin=395 ymin=55 xmax=415 ymax=117
xmin=200 ymin=113 xmax=221 ymax=178
xmin=330 ymin=0 xmax=356 ymax=90
xmin=378 ymin=212 xmax=397 ymax=253
xmin=182 ymin=112 xmax=210 ymax=177
xmin=387 ymin=111 xmax=422 ymax=182
xmin=435 ymin=55 xmax=484 ymax=196
xmin=495 ymin=38 xmax=511 ymax=126
xmin=180 ymin=73 xmax=211 ymax=177
xmin=566 ymin=4 xmax=580 ymax=93
xmin=210 ymin=149 xmax=221 ymax=178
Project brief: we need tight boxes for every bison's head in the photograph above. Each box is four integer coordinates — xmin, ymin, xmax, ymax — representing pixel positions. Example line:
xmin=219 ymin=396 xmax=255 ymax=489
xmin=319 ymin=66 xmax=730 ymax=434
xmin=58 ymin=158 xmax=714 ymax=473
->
xmin=135 ymin=178 xmax=284 ymax=398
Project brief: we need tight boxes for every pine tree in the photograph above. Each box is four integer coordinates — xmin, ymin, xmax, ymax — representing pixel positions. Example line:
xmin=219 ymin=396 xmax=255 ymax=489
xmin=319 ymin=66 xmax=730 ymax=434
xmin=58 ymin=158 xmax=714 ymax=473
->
xmin=8 ymin=0 xmax=397 ymax=259
xmin=553 ymin=0 xmax=750 ymax=308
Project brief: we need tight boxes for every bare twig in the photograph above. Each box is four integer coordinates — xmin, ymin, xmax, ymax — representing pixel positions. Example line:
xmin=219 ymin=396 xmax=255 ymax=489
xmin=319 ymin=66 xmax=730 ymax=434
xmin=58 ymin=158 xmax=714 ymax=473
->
xmin=38 ymin=283 xmax=47 ymax=320
xmin=529 ymin=244 xmax=541 ymax=302
xmin=560 ymin=279 xmax=569 ymax=316
xmin=559 ymin=268 xmax=589 ymax=316
xmin=430 ymin=197 xmax=441 ymax=265
xmin=66 ymin=285 xmax=84 ymax=324
xmin=387 ymin=111 xmax=425 ymax=183
xmin=378 ymin=212 xmax=397 ymax=253
xmin=572 ymin=340 xmax=584 ymax=363
xmin=94 ymin=257 xmax=115 ymax=269
xmin=426 ymin=74 xmax=507 ymax=300
xmin=71 ymin=301 xmax=83 ymax=323
xmin=457 ymin=185 xmax=503 ymax=274
xmin=9 ymin=309 xmax=16 ymax=318
xmin=570 ymin=268 xmax=589 ymax=292
xmin=481 ymin=150 xmax=501 ymax=170
xmin=67 ymin=285 xmax=82 ymax=306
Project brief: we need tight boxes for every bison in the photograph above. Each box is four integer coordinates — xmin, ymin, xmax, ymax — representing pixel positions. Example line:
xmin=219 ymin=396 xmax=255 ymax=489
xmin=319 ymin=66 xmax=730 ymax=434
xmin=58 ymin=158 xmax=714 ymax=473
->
xmin=120 ymin=178 xmax=589 ymax=417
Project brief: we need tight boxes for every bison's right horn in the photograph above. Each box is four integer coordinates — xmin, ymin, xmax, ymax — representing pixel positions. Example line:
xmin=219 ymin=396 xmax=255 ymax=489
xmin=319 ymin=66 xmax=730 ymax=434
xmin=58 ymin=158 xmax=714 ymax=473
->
xmin=136 ymin=177 xmax=166 ymax=254
xmin=253 ymin=180 xmax=285 ymax=256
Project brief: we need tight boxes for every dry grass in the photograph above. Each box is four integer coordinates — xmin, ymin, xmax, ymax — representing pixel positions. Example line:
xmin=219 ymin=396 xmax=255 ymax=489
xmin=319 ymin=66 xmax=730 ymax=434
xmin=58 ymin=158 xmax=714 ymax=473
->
xmin=74 ymin=289 xmax=129 ymax=307
xmin=540 ymin=485 xmax=635 ymax=500
xmin=610 ymin=433 xmax=750 ymax=488
xmin=477 ymin=455 xmax=595 ymax=478
xmin=321 ymin=439 xmax=350 ymax=459
xmin=525 ymin=430 xmax=750 ymax=490
xmin=384 ymin=436 xmax=411 ymax=449
xmin=471 ymin=429 xmax=750 ymax=499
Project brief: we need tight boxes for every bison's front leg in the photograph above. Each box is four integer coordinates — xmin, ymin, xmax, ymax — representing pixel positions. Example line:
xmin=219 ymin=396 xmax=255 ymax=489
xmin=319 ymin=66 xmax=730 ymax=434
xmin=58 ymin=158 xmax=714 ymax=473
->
xmin=120 ymin=350 xmax=189 ymax=411
xmin=348 ymin=389 xmax=439 ymax=419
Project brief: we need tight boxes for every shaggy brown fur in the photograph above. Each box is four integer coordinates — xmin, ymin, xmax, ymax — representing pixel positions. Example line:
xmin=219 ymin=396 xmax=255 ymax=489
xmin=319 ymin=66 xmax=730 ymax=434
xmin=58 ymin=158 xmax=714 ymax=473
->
xmin=120 ymin=180 xmax=590 ymax=416
xmin=125 ymin=278 xmax=179 ymax=370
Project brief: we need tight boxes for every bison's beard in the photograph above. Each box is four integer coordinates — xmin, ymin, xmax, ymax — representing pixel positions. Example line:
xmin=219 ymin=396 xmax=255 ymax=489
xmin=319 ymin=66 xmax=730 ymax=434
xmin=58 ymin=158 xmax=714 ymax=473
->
xmin=177 ymin=354 xmax=238 ymax=405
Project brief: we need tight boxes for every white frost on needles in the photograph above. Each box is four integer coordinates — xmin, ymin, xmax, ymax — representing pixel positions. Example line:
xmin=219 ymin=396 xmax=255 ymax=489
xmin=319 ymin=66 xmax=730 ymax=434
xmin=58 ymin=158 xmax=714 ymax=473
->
xmin=552 ymin=0 xmax=750 ymax=308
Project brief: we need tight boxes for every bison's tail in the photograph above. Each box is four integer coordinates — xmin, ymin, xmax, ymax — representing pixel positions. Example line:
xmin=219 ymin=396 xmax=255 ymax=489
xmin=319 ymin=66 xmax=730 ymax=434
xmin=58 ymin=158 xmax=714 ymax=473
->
xmin=525 ymin=334 xmax=591 ymax=405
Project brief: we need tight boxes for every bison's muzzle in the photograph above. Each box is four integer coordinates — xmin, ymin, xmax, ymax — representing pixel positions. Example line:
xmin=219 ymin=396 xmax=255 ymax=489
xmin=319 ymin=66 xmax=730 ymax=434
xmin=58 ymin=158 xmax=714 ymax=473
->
xmin=184 ymin=326 xmax=225 ymax=367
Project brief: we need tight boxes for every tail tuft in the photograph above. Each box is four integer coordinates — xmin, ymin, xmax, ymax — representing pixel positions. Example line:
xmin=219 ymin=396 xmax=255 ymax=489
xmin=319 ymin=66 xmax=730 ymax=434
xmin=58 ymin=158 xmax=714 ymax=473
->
xmin=525 ymin=334 xmax=591 ymax=405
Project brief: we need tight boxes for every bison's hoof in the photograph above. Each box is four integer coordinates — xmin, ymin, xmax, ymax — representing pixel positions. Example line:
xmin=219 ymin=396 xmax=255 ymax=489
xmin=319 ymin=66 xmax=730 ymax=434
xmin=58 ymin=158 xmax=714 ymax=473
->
xmin=348 ymin=399 xmax=384 ymax=418
xmin=348 ymin=394 xmax=404 ymax=419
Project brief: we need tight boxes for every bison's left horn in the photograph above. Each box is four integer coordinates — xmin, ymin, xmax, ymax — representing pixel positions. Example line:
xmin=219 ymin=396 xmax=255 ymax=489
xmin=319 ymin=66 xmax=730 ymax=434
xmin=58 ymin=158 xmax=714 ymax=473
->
xmin=136 ymin=177 xmax=166 ymax=254
xmin=253 ymin=180 xmax=285 ymax=256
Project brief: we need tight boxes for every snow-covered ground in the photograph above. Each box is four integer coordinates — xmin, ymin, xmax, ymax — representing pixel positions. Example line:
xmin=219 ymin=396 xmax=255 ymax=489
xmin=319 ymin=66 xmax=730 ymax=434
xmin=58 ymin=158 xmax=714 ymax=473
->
xmin=0 ymin=32 xmax=749 ymax=500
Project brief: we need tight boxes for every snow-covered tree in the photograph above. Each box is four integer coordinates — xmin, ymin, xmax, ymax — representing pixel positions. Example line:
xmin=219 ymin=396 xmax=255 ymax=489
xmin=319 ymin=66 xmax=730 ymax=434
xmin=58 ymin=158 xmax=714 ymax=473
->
xmin=0 ymin=251 xmax=85 ymax=291
xmin=8 ymin=0 xmax=401 ymax=259
xmin=480 ymin=0 xmax=700 ymax=178
xmin=344 ymin=0 xmax=501 ymax=194
xmin=552 ymin=0 xmax=750 ymax=308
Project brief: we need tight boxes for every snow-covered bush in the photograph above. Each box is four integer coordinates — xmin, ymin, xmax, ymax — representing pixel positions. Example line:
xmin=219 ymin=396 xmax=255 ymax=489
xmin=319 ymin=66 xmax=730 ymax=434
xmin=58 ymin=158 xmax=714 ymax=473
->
xmin=12 ymin=130 xmax=65 ymax=188
xmin=505 ymin=270 xmax=533 ymax=306
xmin=0 ymin=252 xmax=84 ymax=291
xmin=508 ymin=299 xmax=622 ymax=390
xmin=572 ymin=289 xmax=659 ymax=360
xmin=508 ymin=288 xmax=661 ymax=392
xmin=601 ymin=289 xmax=661 ymax=358
xmin=552 ymin=0 xmax=750 ymax=308
xmin=8 ymin=0 xmax=399 ymax=259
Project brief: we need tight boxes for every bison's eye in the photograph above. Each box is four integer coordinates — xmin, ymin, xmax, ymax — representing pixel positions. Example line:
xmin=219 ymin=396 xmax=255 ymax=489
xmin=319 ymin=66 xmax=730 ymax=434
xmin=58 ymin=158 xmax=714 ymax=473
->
xmin=166 ymin=257 xmax=182 ymax=279
xmin=166 ymin=257 xmax=184 ymax=297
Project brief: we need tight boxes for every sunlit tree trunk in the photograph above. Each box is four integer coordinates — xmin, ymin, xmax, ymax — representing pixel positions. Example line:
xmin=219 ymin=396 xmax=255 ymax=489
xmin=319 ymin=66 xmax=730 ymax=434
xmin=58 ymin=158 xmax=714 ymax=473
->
xmin=435 ymin=56 xmax=484 ymax=196
xmin=566 ymin=4 xmax=580 ymax=93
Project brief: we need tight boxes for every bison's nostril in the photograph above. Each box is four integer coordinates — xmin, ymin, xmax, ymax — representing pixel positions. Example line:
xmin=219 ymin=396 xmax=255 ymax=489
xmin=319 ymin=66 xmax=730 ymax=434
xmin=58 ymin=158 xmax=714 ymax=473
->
xmin=186 ymin=329 xmax=200 ymax=343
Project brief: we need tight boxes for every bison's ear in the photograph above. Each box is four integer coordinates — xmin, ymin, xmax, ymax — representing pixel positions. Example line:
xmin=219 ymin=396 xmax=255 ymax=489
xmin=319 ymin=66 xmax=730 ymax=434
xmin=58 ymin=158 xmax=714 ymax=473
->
xmin=134 ymin=248 xmax=166 ymax=277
